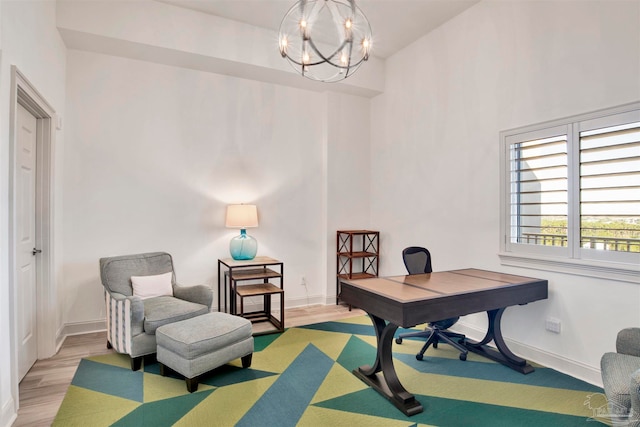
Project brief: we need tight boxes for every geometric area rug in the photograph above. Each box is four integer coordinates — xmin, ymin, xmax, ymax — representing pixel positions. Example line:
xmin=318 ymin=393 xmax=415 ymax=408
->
xmin=53 ymin=316 xmax=608 ymax=426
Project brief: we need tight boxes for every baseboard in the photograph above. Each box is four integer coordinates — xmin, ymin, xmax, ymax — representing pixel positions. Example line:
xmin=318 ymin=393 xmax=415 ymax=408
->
xmin=285 ymin=294 xmax=326 ymax=309
xmin=236 ymin=294 xmax=326 ymax=313
xmin=61 ymin=320 xmax=107 ymax=338
xmin=55 ymin=323 xmax=66 ymax=354
xmin=453 ymin=322 xmax=603 ymax=388
xmin=1 ymin=396 xmax=17 ymax=427
xmin=324 ymin=295 xmax=340 ymax=306
xmin=59 ymin=296 xmax=326 ymax=339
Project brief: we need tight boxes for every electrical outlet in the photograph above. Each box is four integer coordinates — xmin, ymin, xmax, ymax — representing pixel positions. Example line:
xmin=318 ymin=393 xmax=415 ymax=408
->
xmin=300 ymin=276 xmax=306 ymax=286
xmin=545 ymin=318 xmax=561 ymax=334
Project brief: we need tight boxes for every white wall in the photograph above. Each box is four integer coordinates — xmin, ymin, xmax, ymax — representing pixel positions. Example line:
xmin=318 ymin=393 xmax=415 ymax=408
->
xmin=58 ymin=0 xmax=376 ymax=327
xmin=370 ymin=0 xmax=640 ymax=385
xmin=326 ymin=92 xmax=372 ymax=300
xmin=56 ymin=0 xmax=384 ymax=98
xmin=0 ymin=1 xmax=66 ymax=425
xmin=63 ymin=50 xmax=345 ymax=326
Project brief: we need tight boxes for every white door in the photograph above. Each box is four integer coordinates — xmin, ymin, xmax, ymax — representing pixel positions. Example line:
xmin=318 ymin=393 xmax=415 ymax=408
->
xmin=17 ymin=103 xmax=38 ymax=381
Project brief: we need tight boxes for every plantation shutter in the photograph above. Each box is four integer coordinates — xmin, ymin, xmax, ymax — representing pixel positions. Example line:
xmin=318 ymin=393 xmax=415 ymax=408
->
xmin=580 ymin=122 xmax=640 ymax=253
xmin=509 ymin=133 xmax=568 ymax=247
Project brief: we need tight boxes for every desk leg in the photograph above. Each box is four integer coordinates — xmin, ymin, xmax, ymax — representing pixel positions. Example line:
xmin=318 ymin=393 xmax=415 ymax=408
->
xmin=353 ymin=314 xmax=423 ymax=416
xmin=464 ymin=308 xmax=534 ymax=374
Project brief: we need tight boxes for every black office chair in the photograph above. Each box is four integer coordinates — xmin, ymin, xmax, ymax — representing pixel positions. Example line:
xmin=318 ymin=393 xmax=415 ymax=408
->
xmin=395 ymin=247 xmax=468 ymax=361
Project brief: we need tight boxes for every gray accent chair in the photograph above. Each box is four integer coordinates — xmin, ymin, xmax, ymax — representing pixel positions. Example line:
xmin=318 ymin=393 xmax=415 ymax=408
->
xmin=100 ymin=252 xmax=213 ymax=370
xmin=601 ymin=327 xmax=640 ymax=427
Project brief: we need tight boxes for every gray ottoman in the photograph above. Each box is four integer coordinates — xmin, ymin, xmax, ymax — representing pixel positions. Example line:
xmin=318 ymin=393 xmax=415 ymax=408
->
xmin=156 ymin=312 xmax=254 ymax=392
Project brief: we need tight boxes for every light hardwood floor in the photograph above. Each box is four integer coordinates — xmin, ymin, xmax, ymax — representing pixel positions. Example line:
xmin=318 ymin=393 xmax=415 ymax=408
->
xmin=14 ymin=304 xmax=364 ymax=427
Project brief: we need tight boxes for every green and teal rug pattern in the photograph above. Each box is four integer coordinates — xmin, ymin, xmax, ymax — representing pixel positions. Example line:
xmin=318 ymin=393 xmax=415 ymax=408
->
xmin=53 ymin=316 xmax=607 ymax=426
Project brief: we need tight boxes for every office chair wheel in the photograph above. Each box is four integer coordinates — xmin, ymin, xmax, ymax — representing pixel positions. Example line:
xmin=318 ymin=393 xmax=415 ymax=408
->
xmin=459 ymin=353 xmax=467 ymax=361
xmin=416 ymin=354 xmax=424 ymax=361
xmin=433 ymin=342 xmax=438 ymax=349
xmin=395 ymin=338 xmax=403 ymax=344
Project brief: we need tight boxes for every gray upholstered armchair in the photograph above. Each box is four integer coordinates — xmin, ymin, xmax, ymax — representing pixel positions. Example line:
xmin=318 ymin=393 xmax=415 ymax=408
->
xmin=100 ymin=252 xmax=213 ymax=370
xmin=601 ymin=328 xmax=640 ymax=427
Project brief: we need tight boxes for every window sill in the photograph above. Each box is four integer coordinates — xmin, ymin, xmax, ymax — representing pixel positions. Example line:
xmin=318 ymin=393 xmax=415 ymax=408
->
xmin=498 ymin=252 xmax=639 ymax=284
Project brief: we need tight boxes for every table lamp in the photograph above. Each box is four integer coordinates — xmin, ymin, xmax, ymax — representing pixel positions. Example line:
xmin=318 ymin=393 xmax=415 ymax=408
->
xmin=225 ymin=204 xmax=259 ymax=260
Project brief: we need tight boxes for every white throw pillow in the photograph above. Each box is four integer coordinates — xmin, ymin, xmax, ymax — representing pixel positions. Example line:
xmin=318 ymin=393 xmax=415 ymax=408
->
xmin=131 ymin=271 xmax=173 ymax=300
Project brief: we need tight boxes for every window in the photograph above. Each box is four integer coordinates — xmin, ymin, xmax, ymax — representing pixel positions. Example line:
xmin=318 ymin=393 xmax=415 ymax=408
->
xmin=507 ymin=130 xmax=569 ymax=252
xmin=500 ymin=103 xmax=640 ymax=282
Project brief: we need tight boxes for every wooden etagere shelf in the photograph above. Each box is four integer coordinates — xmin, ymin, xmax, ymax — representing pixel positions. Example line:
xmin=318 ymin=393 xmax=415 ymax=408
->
xmin=336 ymin=230 xmax=379 ymax=305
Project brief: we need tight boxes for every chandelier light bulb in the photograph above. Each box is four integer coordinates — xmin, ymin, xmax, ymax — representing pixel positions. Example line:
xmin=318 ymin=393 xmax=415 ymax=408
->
xmin=279 ymin=36 xmax=288 ymax=56
xmin=278 ymin=0 xmax=372 ymax=82
xmin=344 ymin=17 xmax=353 ymax=40
xmin=362 ymin=38 xmax=371 ymax=59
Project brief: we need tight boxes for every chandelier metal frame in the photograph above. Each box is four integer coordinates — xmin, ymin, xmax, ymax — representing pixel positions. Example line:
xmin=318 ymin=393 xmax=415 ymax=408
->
xmin=278 ymin=0 xmax=372 ymax=82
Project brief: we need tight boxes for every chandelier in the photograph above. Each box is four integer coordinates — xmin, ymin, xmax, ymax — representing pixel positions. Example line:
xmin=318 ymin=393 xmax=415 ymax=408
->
xmin=278 ymin=0 xmax=372 ymax=83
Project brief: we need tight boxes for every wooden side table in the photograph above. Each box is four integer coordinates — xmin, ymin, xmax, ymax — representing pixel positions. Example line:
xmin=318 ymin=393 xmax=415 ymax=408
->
xmin=218 ymin=256 xmax=284 ymax=335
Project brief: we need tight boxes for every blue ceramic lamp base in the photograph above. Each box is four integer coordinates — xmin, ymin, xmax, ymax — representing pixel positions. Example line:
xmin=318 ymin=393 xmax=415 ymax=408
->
xmin=230 ymin=229 xmax=257 ymax=260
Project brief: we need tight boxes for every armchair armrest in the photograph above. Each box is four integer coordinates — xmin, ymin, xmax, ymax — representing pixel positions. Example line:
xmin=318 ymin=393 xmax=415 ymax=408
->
xmin=617 ymin=328 xmax=640 ymax=357
xmin=630 ymin=369 xmax=640 ymax=427
xmin=173 ymin=284 xmax=213 ymax=310
xmin=104 ymin=290 xmax=145 ymax=354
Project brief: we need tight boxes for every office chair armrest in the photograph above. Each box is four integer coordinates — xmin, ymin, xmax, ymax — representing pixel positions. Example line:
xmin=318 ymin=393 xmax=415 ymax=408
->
xmin=173 ymin=284 xmax=213 ymax=310
xmin=617 ymin=328 xmax=640 ymax=357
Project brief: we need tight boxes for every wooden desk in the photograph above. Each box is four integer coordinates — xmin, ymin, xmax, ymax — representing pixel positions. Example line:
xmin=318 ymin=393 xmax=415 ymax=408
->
xmin=339 ymin=269 xmax=548 ymax=416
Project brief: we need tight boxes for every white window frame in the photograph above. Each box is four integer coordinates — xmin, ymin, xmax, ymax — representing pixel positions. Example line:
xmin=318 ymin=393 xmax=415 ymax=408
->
xmin=499 ymin=102 xmax=640 ymax=283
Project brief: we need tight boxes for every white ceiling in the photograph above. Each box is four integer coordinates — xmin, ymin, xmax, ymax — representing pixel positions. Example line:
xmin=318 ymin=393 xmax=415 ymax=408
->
xmin=158 ymin=0 xmax=480 ymax=59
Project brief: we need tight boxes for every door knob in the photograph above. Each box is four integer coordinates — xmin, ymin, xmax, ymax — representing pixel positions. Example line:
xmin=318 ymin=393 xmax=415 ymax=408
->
xmin=32 ymin=248 xmax=42 ymax=256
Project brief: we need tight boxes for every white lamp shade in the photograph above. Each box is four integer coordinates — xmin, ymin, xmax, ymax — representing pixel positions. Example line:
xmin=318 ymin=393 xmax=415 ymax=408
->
xmin=225 ymin=204 xmax=258 ymax=228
